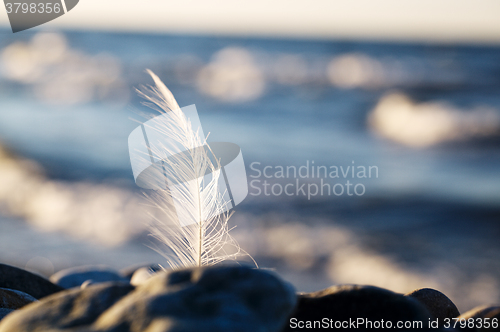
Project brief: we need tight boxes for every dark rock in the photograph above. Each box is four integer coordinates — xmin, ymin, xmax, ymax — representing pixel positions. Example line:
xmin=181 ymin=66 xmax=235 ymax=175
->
xmin=50 ymin=266 xmax=128 ymax=289
xmin=0 ymin=310 xmax=12 ymax=321
xmin=130 ymin=266 xmax=161 ymax=286
xmin=80 ymin=280 xmax=95 ymax=289
xmin=406 ymin=288 xmax=460 ymax=324
xmin=94 ymin=265 xmax=296 ymax=332
xmin=120 ymin=263 xmax=163 ymax=280
xmin=0 ymin=289 xmax=36 ymax=322
xmin=283 ymin=285 xmax=432 ymax=331
xmin=0 ymin=265 xmax=295 ymax=332
xmin=0 ymin=264 xmax=63 ymax=299
xmin=0 ymin=288 xmax=36 ymax=310
xmin=0 ymin=282 xmax=134 ymax=332
xmin=459 ymin=306 xmax=500 ymax=319
xmin=458 ymin=306 xmax=500 ymax=331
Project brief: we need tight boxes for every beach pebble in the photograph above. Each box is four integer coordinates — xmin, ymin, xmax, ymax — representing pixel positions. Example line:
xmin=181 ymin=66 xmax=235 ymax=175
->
xmin=120 ymin=263 xmax=163 ymax=280
xmin=0 ymin=282 xmax=135 ymax=332
xmin=0 ymin=310 xmax=12 ymax=321
xmin=80 ymin=280 xmax=95 ymax=289
xmin=94 ymin=265 xmax=297 ymax=332
xmin=0 ymin=264 xmax=63 ymax=299
xmin=458 ymin=306 xmax=500 ymax=331
xmin=0 ymin=288 xmax=36 ymax=310
xmin=283 ymin=285 xmax=431 ymax=331
xmin=50 ymin=265 xmax=128 ymax=289
xmin=458 ymin=305 xmax=500 ymax=319
xmin=406 ymin=288 xmax=460 ymax=322
xmin=0 ymin=288 xmax=36 ymax=321
xmin=0 ymin=265 xmax=295 ymax=332
xmin=130 ymin=266 xmax=162 ymax=286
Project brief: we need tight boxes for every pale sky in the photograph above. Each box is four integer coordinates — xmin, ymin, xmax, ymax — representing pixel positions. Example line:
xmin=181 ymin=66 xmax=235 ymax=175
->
xmin=1 ymin=0 xmax=500 ymax=43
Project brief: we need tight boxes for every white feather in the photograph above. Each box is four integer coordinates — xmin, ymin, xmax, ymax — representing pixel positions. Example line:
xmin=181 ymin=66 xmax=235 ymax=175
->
xmin=138 ymin=70 xmax=247 ymax=269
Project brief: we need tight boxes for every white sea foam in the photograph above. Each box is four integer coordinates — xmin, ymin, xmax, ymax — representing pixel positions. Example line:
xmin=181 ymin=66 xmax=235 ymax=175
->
xmin=0 ymin=145 xmax=148 ymax=246
xmin=369 ymin=93 xmax=500 ymax=147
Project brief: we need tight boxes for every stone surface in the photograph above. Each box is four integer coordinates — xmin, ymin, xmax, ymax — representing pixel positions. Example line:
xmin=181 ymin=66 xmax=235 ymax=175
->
xmin=283 ymin=285 xmax=432 ymax=331
xmin=0 ymin=310 xmax=12 ymax=321
xmin=406 ymin=288 xmax=460 ymax=322
xmin=458 ymin=306 xmax=500 ymax=331
xmin=459 ymin=306 xmax=500 ymax=319
xmin=0 ymin=282 xmax=134 ymax=332
xmin=50 ymin=266 xmax=128 ymax=289
xmin=130 ymin=267 xmax=161 ymax=286
xmin=0 ymin=289 xmax=36 ymax=322
xmin=120 ymin=264 xmax=163 ymax=280
xmin=94 ymin=265 xmax=297 ymax=332
xmin=80 ymin=280 xmax=95 ymax=289
xmin=0 ymin=265 xmax=296 ymax=332
xmin=0 ymin=288 xmax=36 ymax=310
xmin=0 ymin=264 xmax=63 ymax=299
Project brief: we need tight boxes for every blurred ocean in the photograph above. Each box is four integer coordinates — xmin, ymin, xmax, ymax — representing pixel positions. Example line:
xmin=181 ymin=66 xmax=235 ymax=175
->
xmin=0 ymin=29 xmax=499 ymax=311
